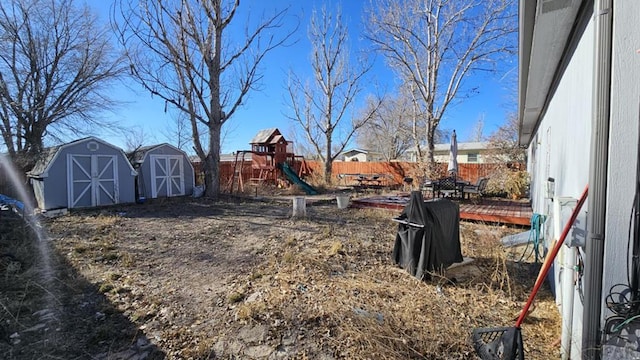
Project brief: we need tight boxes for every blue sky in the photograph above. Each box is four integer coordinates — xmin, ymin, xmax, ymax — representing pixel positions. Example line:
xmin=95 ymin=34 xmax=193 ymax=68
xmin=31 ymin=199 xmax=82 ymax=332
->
xmin=88 ymin=0 xmax=516 ymax=154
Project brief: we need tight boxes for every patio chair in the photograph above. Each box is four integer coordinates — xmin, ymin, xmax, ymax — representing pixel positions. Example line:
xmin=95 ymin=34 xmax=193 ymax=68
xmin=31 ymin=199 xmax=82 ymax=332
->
xmin=436 ymin=176 xmax=460 ymax=198
xmin=464 ymin=177 xmax=489 ymax=199
xmin=421 ymin=178 xmax=435 ymax=198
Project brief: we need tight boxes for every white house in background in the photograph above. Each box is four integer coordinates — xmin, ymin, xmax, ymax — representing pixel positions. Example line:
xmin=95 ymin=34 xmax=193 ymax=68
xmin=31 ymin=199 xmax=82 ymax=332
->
xmin=219 ymin=152 xmax=253 ymax=163
xmin=340 ymin=148 xmax=384 ymax=162
xmin=406 ymin=142 xmax=492 ymax=163
xmin=519 ymin=0 xmax=640 ymax=358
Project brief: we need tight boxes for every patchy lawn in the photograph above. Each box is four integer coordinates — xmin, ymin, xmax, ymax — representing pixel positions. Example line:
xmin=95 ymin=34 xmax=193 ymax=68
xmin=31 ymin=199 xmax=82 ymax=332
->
xmin=1 ymin=195 xmax=560 ymax=359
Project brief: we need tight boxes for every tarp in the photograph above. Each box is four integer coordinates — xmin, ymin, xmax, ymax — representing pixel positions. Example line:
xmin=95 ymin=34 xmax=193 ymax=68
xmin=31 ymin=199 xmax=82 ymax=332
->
xmin=392 ymin=191 xmax=463 ymax=280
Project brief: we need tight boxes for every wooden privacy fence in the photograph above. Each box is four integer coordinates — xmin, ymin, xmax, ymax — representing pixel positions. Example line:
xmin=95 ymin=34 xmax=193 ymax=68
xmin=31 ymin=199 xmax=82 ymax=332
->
xmin=306 ymin=161 xmax=499 ymax=186
xmin=195 ymin=160 xmax=501 ymax=188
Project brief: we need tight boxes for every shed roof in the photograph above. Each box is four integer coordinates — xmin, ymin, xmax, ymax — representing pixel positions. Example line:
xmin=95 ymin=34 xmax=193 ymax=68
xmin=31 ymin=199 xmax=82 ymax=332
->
xmin=28 ymin=146 xmax=61 ymax=177
xmin=27 ymin=136 xmax=136 ymax=178
xmin=128 ymin=143 xmax=188 ymax=164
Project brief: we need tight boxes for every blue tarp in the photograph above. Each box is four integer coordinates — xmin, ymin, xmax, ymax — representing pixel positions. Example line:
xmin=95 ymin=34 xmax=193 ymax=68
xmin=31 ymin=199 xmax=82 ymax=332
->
xmin=0 ymin=194 xmax=25 ymax=212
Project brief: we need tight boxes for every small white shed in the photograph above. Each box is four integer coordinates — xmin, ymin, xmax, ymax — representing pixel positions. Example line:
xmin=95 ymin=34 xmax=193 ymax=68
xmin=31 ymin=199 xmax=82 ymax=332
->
xmin=27 ymin=137 xmax=137 ymax=210
xmin=129 ymin=143 xmax=194 ymax=199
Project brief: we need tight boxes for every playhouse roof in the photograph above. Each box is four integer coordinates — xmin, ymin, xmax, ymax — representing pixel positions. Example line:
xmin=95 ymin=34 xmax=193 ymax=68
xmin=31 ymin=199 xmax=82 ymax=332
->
xmin=271 ymin=134 xmax=285 ymax=144
xmin=250 ymin=128 xmax=283 ymax=144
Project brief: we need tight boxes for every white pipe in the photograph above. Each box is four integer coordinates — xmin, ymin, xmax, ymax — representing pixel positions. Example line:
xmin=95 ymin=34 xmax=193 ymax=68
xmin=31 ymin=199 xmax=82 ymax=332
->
xmin=557 ymin=198 xmax=578 ymax=360
xmin=561 ymin=247 xmax=577 ymax=359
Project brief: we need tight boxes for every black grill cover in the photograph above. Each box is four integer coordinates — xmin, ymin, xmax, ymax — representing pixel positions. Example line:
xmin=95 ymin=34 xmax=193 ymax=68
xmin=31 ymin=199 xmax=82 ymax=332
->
xmin=392 ymin=191 xmax=463 ymax=280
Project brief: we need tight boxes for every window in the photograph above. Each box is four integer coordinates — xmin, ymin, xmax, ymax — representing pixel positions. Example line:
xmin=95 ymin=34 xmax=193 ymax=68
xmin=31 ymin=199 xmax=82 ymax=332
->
xmin=467 ymin=153 xmax=479 ymax=163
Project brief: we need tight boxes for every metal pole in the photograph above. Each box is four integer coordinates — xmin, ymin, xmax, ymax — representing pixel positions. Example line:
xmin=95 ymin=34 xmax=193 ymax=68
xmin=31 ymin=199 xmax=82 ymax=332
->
xmin=582 ymin=0 xmax=613 ymax=358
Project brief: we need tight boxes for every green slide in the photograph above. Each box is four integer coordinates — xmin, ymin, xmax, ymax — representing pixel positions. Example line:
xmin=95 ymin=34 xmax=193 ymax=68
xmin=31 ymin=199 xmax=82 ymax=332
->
xmin=280 ymin=162 xmax=318 ymax=195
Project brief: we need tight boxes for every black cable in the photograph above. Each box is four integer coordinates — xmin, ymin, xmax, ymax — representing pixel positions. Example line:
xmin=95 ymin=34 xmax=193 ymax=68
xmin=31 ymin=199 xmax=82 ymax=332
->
xmin=576 ymin=250 xmax=584 ymax=304
xmin=629 ymin=107 xmax=640 ymax=313
xmin=604 ymin=103 xmax=640 ymax=335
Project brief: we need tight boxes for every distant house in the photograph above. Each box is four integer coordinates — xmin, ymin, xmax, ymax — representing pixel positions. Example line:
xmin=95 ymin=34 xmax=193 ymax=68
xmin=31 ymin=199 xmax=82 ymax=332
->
xmin=406 ymin=142 xmax=492 ymax=163
xmin=219 ymin=152 xmax=252 ymax=163
xmin=27 ymin=137 xmax=137 ymax=210
xmin=340 ymin=149 xmax=384 ymax=162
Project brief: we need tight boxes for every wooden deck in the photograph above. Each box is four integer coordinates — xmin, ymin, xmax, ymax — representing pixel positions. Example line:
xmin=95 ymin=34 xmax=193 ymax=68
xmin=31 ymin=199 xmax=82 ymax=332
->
xmin=350 ymin=194 xmax=533 ymax=226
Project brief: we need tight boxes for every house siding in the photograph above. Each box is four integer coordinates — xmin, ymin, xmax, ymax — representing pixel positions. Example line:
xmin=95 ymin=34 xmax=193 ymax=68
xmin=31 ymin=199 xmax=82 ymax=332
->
xmin=344 ymin=153 xmax=369 ymax=162
xmin=526 ymin=2 xmax=640 ymax=356
xmin=528 ymin=19 xmax=594 ymax=216
xmin=527 ymin=16 xmax=594 ymax=360
xmin=433 ymin=151 xmax=488 ymax=164
xmin=600 ymin=1 xmax=640 ymax=357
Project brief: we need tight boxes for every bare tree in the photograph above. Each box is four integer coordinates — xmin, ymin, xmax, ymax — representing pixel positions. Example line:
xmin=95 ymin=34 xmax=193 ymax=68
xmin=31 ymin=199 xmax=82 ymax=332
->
xmin=486 ymin=112 xmax=525 ymax=164
xmin=161 ymin=112 xmax=193 ymax=152
xmin=365 ymin=0 xmax=516 ymax=176
xmin=469 ymin=114 xmax=485 ymax=142
xmin=113 ymin=0 xmax=294 ymax=198
xmin=356 ymin=91 xmax=415 ymax=161
xmin=0 ymin=0 xmax=124 ymax=171
xmin=123 ymin=126 xmax=150 ymax=153
xmin=287 ymin=5 xmax=380 ymax=183
xmin=484 ymin=112 xmax=527 ymax=196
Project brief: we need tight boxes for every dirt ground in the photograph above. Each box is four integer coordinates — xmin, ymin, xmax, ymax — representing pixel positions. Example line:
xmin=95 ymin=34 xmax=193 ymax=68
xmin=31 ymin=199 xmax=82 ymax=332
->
xmin=0 ymin=194 xmax=561 ymax=359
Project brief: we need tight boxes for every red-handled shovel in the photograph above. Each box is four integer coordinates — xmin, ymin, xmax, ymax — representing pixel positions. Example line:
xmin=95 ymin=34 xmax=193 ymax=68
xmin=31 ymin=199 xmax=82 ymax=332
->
xmin=472 ymin=185 xmax=588 ymax=359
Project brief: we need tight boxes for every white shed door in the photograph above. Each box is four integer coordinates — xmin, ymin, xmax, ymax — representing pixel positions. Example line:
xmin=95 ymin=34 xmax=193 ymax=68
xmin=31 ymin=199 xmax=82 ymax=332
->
xmin=67 ymin=154 xmax=119 ymax=208
xmin=150 ymin=155 xmax=184 ymax=198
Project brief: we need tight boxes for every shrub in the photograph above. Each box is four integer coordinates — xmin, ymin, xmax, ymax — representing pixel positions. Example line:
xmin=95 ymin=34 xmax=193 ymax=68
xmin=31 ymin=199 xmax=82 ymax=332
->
xmin=504 ymin=170 xmax=530 ymax=199
xmin=485 ymin=168 xmax=529 ymax=199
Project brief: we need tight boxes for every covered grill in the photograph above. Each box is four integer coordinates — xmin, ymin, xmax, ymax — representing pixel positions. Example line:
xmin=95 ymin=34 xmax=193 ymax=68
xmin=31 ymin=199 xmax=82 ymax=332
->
xmin=392 ymin=191 xmax=463 ymax=280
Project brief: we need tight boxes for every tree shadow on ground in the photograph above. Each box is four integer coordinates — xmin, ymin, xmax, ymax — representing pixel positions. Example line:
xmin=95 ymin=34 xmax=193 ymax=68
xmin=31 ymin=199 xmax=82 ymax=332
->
xmin=0 ymin=210 xmax=165 ymax=359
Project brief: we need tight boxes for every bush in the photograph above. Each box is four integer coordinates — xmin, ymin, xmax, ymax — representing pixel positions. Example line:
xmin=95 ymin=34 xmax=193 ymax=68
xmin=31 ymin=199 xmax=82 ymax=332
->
xmin=485 ymin=169 xmax=529 ymax=199
xmin=504 ymin=170 xmax=530 ymax=199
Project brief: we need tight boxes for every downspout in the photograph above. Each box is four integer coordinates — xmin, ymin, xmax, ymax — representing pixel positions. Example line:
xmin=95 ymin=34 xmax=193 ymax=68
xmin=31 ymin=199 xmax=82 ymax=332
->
xmin=582 ymin=0 xmax=612 ymax=358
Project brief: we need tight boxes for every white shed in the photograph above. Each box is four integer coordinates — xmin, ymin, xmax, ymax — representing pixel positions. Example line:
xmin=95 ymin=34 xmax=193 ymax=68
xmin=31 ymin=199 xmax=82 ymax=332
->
xmin=27 ymin=137 xmax=137 ymax=210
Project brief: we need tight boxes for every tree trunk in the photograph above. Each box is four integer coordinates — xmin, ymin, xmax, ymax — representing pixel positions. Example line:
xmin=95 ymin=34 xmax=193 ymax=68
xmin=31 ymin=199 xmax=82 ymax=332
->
xmin=426 ymin=122 xmax=437 ymax=178
xmin=204 ymin=121 xmax=222 ymax=199
xmin=324 ymin=159 xmax=332 ymax=184
xmin=324 ymin=136 xmax=332 ymax=184
xmin=19 ymin=127 xmax=45 ymax=172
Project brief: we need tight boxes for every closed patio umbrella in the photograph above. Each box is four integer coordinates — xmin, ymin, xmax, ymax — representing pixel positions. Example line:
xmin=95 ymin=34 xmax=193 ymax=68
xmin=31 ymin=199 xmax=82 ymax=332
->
xmin=447 ymin=130 xmax=458 ymax=176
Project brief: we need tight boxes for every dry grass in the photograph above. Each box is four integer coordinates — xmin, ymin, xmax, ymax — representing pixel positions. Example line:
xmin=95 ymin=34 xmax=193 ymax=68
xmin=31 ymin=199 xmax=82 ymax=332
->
xmin=226 ymin=209 xmax=559 ymax=359
xmin=0 ymin=210 xmax=145 ymax=359
xmin=1 ymin=196 xmax=561 ymax=359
